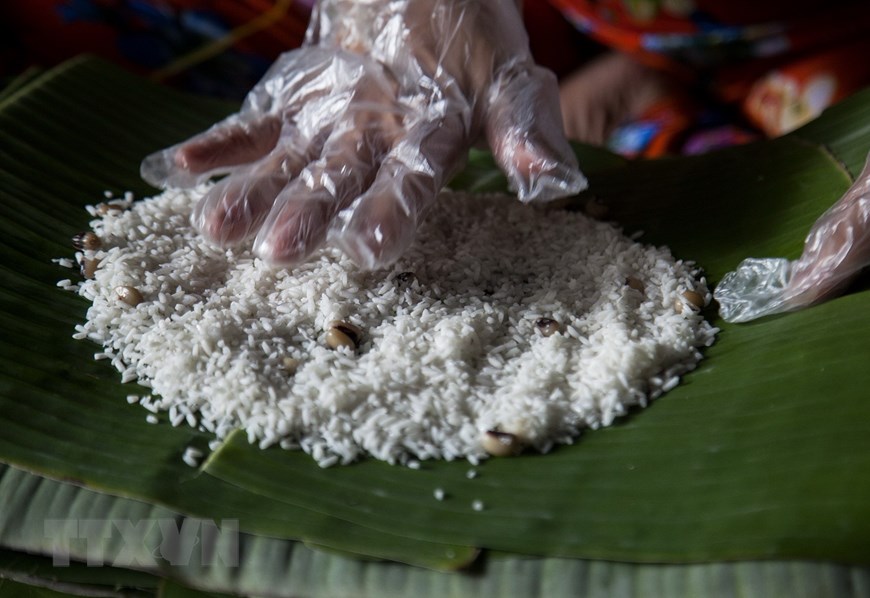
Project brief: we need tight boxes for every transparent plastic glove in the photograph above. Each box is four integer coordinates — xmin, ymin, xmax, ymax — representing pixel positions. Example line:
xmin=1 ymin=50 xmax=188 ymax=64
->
xmin=715 ymin=153 xmax=870 ymax=322
xmin=141 ymin=0 xmax=587 ymax=269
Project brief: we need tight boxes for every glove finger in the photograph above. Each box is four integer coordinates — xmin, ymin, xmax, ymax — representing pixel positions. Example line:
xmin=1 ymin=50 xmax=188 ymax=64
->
xmin=485 ymin=64 xmax=587 ymax=202
xmin=251 ymin=185 xmax=335 ymax=266
xmin=786 ymin=159 xmax=870 ymax=306
xmin=191 ymin=170 xmax=288 ymax=247
xmin=143 ymin=46 xmax=353 ymax=189
xmin=716 ymin=154 xmax=870 ymax=322
xmin=330 ymin=114 xmax=468 ymax=269
xmin=252 ymin=121 xmax=392 ymax=266
xmin=713 ymin=258 xmax=793 ymax=323
xmin=141 ymin=115 xmax=282 ymax=189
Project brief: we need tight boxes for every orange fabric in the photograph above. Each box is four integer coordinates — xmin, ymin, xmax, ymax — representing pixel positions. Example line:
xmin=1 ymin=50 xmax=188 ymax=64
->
xmin=744 ymin=37 xmax=870 ymax=136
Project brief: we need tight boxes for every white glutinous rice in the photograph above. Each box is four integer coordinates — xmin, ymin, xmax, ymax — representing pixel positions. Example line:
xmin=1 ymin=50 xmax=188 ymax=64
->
xmin=63 ymin=187 xmax=717 ymax=466
xmin=182 ymin=446 xmax=203 ymax=468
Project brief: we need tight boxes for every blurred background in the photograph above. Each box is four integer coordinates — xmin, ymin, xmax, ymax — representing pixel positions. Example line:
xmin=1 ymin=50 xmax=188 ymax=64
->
xmin=2 ymin=1 xmax=869 ymax=157
xmin=0 ymin=1 xmax=594 ymax=100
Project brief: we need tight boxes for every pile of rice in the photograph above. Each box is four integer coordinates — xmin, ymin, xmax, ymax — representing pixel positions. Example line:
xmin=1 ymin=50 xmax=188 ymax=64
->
xmin=58 ymin=188 xmax=717 ymax=467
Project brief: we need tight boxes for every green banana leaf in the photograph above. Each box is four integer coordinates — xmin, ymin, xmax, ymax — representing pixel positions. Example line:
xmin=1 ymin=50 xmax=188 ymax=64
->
xmin=0 ymin=68 xmax=45 ymax=105
xmin=2 ymin=55 xmax=870 ymax=595
xmin=0 ymin=579 xmax=92 ymax=598
xmin=4 ymin=463 xmax=869 ymax=598
xmin=0 ymin=550 xmax=155 ymax=598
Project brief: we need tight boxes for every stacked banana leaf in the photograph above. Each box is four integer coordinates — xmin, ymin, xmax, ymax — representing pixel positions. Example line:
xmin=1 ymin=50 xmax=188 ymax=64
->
xmin=1 ymin=57 xmax=869 ymax=598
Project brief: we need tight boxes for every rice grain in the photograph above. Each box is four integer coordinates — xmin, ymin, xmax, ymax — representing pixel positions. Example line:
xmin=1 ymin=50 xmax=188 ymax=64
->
xmin=63 ymin=187 xmax=717 ymax=466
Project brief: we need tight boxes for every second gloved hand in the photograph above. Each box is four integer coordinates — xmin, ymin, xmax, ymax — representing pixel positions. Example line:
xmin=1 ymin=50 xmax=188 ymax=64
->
xmin=715 ymin=152 xmax=870 ymax=322
xmin=141 ymin=0 xmax=587 ymax=269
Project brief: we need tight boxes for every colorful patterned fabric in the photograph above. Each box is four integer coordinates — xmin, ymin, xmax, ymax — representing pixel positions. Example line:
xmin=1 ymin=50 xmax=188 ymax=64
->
xmin=1 ymin=0 xmax=314 ymax=99
xmin=549 ymin=0 xmax=870 ymax=155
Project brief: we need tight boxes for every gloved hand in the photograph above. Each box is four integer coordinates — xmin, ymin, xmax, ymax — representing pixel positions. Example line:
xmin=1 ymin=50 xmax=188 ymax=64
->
xmin=141 ymin=0 xmax=587 ymax=269
xmin=715 ymin=153 xmax=870 ymax=322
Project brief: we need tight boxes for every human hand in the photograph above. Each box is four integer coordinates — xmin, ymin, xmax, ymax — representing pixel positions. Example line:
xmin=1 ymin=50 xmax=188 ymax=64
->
xmin=558 ymin=51 xmax=674 ymax=146
xmin=715 ymin=153 xmax=870 ymax=322
xmin=141 ymin=0 xmax=587 ymax=269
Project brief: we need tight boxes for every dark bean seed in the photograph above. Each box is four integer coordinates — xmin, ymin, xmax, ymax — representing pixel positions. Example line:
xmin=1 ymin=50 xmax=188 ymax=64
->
xmin=535 ymin=317 xmax=561 ymax=337
xmin=682 ymin=290 xmax=704 ymax=310
xmin=481 ymin=430 xmax=523 ymax=457
xmin=72 ymin=231 xmax=101 ymax=251
xmin=97 ymin=203 xmax=125 ymax=215
xmin=325 ymin=329 xmax=355 ymax=350
xmin=282 ymin=357 xmax=299 ymax=374
xmin=80 ymin=258 xmax=99 ymax=279
xmin=326 ymin=320 xmax=363 ymax=350
xmin=394 ymin=271 xmax=416 ymax=285
xmin=115 ymin=285 xmax=143 ymax=307
xmin=626 ymin=277 xmax=644 ymax=293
